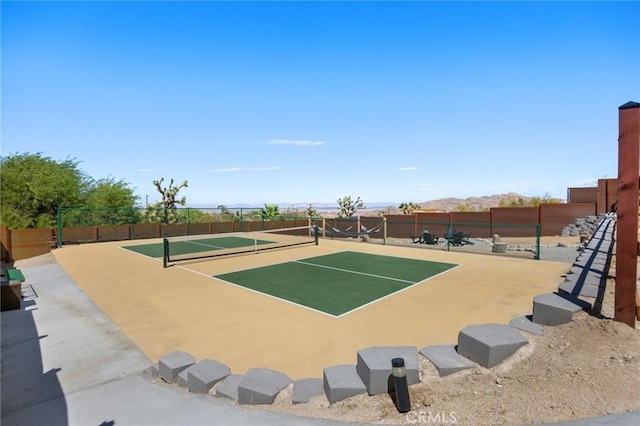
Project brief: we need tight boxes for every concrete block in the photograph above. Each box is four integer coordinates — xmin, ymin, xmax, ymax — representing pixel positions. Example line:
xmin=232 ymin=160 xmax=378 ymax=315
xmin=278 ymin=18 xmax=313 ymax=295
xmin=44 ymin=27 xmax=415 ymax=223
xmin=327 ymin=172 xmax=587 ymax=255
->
xmin=215 ymin=374 xmax=244 ymax=401
xmin=457 ymin=324 xmax=528 ymax=369
xmin=558 ymin=281 xmax=602 ymax=299
xmin=292 ymin=378 xmax=325 ymax=404
xmin=177 ymin=368 xmax=191 ymax=387
xmin=563 ymin=274 xmax=604 ymax=288
xmin=532 ymin=292 xmax=591 ymax=326
xmin=323 ymin=365 xmax=367 ymax=404
xmin=142 ymin=363 xmax=159 ymax=379
xmin=237 ymin=368 xmax=292 ymax=405
xmin=420 ymin=345 xmax=476 ymax=376
xmin=508 ymin=315 xmax=544 ymax=335
xmin=356 ymin=346 xmax=419 ymax=395
xmin=188 ymin=359 xmax=231 ymax=395
xmin=158 ymin=351 xmax=196 ymax=384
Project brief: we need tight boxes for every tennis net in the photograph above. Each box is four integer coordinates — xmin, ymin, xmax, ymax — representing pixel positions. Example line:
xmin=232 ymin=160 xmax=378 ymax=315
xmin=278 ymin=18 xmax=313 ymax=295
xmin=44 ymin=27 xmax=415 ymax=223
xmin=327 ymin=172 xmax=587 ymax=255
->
xmin=163 ymin=225 xmax=318 ymax=267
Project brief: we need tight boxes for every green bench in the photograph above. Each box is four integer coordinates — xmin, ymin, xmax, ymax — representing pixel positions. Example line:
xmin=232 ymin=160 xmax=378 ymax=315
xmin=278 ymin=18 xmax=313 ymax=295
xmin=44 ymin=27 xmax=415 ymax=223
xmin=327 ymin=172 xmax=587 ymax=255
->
xmin=2 ymin=268 xmax=25 ymax=311
xmin=6 ymin=269 xmax=26 ymax=282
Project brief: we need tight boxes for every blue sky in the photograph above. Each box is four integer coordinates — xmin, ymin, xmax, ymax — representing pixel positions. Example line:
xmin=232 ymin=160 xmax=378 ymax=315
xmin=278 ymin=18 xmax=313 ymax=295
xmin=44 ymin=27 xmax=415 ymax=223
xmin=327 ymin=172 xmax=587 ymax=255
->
xmin=2 ymin=1 xmax=639 ymax=208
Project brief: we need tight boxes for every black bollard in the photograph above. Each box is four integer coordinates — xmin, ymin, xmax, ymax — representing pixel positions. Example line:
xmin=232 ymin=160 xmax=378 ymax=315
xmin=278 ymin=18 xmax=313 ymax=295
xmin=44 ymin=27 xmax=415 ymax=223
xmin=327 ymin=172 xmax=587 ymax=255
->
xmin=391 ymin=357 xmax=411 ymax=413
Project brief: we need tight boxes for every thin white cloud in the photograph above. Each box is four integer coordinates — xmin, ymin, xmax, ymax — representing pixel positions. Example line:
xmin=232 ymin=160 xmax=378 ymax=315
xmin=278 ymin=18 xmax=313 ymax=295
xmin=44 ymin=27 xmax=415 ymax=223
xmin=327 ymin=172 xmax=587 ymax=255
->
xmin=418 ymin=182 xmax=437 ymax=187
xmin=266 ymin=139 xmax=326 ymax=147
xmin=209 ymin=166 xmax=282 ymax=173
xmin=210 ymin=167 xmax=246 ymax=173
xmin=136 ymin=168 xmax=155 ymax=173
xmin=249 ymin=166 xmax=282 ymax=171
xmin=398 ymin=167 xmax=421 ymax=171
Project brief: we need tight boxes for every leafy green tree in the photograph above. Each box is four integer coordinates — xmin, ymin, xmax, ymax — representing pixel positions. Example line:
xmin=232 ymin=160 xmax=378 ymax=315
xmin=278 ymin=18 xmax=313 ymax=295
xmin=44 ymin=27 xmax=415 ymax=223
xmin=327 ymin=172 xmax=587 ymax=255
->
xmin=0 ymin=152 xmax=87 ymax=228
xmin=498 ymin=195 xmax=527 ymax=208
xmin=150 ymin=178 xmax=188 ymax=224
xmin=499 ymin=192 xmax=563 ymax=208
xmin=336 ymin=196 xmax=365 ymax=218
xmin=399 ymin=202 xmax=421 ymax=215
xmin=82 ymin=177 xmax=139 ymax=225
xmin=528 ymin=192 xmax=563 ymax=207
xmin=85 ymin=177 xmax=138 ymax=208
xmin=453 ymin=202 xmax=476 ymax=212
xmin=260 ymin=203 xmax=282 ymax=221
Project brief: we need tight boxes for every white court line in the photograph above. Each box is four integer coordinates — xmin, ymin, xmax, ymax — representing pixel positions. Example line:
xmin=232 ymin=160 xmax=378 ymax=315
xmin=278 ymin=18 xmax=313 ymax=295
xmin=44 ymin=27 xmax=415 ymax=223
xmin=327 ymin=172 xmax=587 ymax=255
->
xmin=123 ymin=242 xmax=461 ymax=318
xmin=334 ymin=264 xmax=462 ymax=318
xmin=293 ymin=260 xmax=415 ymax=284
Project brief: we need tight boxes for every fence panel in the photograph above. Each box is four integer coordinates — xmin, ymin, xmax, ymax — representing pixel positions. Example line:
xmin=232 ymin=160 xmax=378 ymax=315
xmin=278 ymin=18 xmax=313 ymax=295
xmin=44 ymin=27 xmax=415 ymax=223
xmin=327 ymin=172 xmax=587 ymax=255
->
xmin=451 ymin=212 xmax=492 ymax=238
xmin=133 ymin=223 xmax=161 ymax=239
xmin=9 ymin=229 xmax=54 ymax=260
xmin=385 ymin=215 xmax=415 ymax=238
xmin=540 ymin=203 xmax=597 ymax=236
xmin=97 ymin=225 xmax=131 ymax=242
xmin=490 ymin=208 xmax=539 ymax=237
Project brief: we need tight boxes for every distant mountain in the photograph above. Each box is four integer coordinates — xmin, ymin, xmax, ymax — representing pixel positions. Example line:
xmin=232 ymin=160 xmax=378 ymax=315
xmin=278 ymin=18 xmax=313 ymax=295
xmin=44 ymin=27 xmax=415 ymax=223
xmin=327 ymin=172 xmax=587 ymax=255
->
xmin=380 ymin=192 xmax=536 ymax=214
xmin=421 ymin=192 xmax=530 ymax=212
xmin=187 ymin=193 xmax=556 ymax=215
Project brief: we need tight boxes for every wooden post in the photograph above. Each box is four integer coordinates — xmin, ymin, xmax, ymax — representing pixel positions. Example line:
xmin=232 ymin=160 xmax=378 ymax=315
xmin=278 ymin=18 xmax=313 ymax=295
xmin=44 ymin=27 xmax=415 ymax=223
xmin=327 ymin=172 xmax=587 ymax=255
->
xmin=615 ymin=101 xmax=640 ymax=326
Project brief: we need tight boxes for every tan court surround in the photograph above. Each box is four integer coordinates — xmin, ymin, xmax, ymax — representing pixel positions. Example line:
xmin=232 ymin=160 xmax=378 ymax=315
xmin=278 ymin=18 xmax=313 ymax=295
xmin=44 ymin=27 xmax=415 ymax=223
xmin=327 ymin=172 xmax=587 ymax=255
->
xmin=52 ymin=238 xmax=569 ymax=380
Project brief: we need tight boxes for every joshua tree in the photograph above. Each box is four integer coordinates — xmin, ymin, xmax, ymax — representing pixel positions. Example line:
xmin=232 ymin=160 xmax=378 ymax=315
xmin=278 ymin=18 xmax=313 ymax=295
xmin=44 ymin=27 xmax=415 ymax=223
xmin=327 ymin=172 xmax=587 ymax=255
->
xmin=151 ymin=178 xmax=188 ymax=223
xmin=336 ymin=196 xmax=365 ymax=218
xmin=399 ymin=202 xmax=421 ymax=215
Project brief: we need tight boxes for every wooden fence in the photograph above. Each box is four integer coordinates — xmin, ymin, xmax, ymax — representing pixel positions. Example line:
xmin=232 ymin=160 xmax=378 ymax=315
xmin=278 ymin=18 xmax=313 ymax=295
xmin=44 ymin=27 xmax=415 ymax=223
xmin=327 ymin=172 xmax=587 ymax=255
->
xmin=1 ymin=202 xmax=603 ymax=262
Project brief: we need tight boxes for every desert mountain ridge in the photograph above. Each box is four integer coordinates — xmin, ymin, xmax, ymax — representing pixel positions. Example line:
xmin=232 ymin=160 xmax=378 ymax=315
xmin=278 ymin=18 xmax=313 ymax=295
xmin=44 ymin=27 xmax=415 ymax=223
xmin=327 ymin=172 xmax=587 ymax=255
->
xmin=188 ymin=192 xmax=562 ymax=213
xmin=316 ymin=192 xmax=555 ymax=215
xmin=413 ymin=192 xmax=537 ymax=212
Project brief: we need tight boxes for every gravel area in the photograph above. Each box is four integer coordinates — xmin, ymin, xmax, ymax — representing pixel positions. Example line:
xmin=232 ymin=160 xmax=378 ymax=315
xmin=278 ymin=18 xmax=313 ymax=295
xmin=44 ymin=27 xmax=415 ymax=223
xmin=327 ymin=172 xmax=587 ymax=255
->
xmin=539 ymin=245 xmax=583 ymax=264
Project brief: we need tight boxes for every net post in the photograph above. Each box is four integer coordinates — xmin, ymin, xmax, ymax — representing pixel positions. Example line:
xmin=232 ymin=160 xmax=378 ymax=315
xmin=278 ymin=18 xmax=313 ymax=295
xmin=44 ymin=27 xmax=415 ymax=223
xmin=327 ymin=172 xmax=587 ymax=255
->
xmin=163 ymin=238 xmax=169 ymax=268
xmin=383 ymin=217 xmax=387 ymax=245
xmin=535 ymin=224 xmax=541 ymax=260
xmin=254 ymin=230 xmax=258 ymax=253
xmin=314 ymin=225 xmax=319 ymax=245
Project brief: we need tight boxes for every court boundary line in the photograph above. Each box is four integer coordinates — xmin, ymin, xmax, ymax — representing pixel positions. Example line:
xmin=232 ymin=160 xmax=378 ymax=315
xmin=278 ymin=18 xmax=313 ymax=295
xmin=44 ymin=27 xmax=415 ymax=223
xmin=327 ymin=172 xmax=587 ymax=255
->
xmin=293 ymin=260 xmax=415 ymax=284
xmin=208 ymin=255 xmax=461 ymax=318
xmin=176 ymin=264 xmax=338 ymax=318
xmin=334 ymin=263 xmax=462 ymax=318
xmin=120 ymin=244 xmax=461 ymax=318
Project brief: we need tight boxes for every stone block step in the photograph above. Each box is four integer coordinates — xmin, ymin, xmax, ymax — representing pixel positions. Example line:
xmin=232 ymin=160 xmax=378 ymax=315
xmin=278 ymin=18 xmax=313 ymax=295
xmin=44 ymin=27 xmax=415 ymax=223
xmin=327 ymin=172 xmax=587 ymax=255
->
xmin=215 ymin=374 xmax=244 ymax=401
xmin=508 ymin=315 xmax=544 ymax=335
xmin=420 ymin=345 xmax=477 ymax=376
xmin=237 ymin=368 xmax=292 ymax=405
xmin=188 ymin=359 xmax=231 ymax=395
xmin=532 ymin=292 xmax=591 ymax=326
xmin=158 ymin=351 xmax=196 ymax=384
xmin=292 ymin=378 xmax=325 ymax=404
xmin=356 ymin=346 xmax=419 ymax=395
xmin=457 ymin=324 xmax=528 ymax=369
xmin=323 ymin=365 xmax=367 ymax=404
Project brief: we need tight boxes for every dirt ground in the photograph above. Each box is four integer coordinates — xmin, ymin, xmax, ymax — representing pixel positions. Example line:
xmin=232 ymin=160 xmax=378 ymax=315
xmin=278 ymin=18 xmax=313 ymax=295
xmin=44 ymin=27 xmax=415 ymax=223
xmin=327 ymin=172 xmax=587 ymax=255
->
xmin=253 ymin=279 xmax=640 ymax=425
xmin=12 ymin=246 xmax=640 ymax=426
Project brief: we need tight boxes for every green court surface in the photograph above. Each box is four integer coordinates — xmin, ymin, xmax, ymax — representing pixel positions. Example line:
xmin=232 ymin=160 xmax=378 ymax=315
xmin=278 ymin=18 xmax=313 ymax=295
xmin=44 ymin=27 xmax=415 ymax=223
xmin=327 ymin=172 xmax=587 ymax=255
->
xmin=214 ymin=251 xmax=458 ymax=316
xmin=123 ymin=236 xmax=274 ymax=258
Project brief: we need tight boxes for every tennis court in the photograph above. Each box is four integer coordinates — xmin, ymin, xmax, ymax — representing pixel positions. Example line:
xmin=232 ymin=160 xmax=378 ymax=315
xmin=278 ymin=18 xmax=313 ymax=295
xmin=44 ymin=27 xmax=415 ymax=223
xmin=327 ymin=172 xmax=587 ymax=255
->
xmin=214 ymin=251 xmax=457 ymax=316
xmin=52 ymin=235 xmax=569 ymax=380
